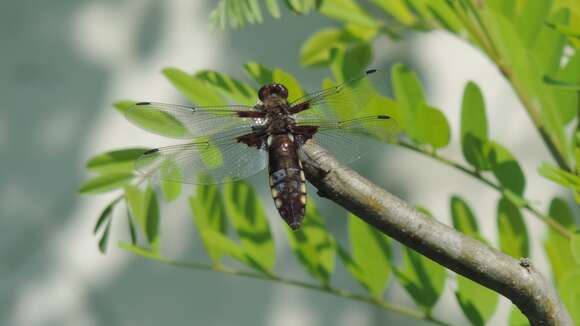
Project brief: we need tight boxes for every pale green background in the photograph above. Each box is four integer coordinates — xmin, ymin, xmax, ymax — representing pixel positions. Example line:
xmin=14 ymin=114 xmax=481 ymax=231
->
xmin=0 ymin=1 xmax=562 ymax=325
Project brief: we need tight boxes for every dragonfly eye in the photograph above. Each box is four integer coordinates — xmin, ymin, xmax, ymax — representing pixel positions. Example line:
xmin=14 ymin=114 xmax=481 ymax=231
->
xmin=258 ymin=83 xmax=288 ymax=101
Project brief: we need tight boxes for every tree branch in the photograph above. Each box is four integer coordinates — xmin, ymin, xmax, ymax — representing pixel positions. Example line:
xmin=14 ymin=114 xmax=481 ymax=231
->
xmin=300 ymin=141 xmax=573 ymax=326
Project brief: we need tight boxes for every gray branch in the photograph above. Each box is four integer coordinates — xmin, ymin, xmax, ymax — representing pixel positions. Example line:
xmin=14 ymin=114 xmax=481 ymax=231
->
xmin=300 ymin=141 xmax=572 ymax=326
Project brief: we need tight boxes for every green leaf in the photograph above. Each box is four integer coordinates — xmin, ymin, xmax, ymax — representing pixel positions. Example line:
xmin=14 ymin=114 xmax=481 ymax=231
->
xmin=543 ymin=76 xmax=580 ymax=90
xmin=199 ymin=229 xmax=271 ymax=273
xmin=395 ymin=246 xmax=446 ymax=313
xmin=201 ymin=229 xmax=246 ymax=263
xmin=575 ymin=146 xmax=580 ymax=172
xmin=342 ymin=23 xmax=378 ymax=42
xmin=126 ymin=205 xmax=138 ymax=245
xmin=320 ymin=75 xmax=399 ymax=126
xmin=403 ymin=0 xmax=432 ymax=22
xmin=209 ymin=0 xmax=226 ymax=30
xmin=337 ymin=245 xmax=368 ymax=291
xmin=544 ymin=198 xmax=579 ymax=284
xmin=390 ymin=64 xmax=448 ymax=148
xmin=98 ymin=219 xmax=113 ymax=254
xmin=558 ymin=271 xmax=580 ymax=323
xmin=571 ymin=234 xmax=580 ymax=265
xmin=113 ymin=100 xmax=137 ymax=114
xmin=427 ymin=1 xmax=462 ymax=33
xmin=546 ymin=21 xmax=580 ymax=39
xmin=487 ymin=141 xmax=526 ymax=195
xmin=455 ymin=275 xmax=499 ymax=326
xmin=284 ymin=0 xmax=319 ymax=14
xmin=247 ymin=0 xmax=263 ymax=23
xmin=484 ymin=9 xmax=569 ymax=161
xmin=93 ymin=201 xmax=116 ymax=234
xmin=160 ymin=181 xmax=181 ymax=203
xmin=163 ymin=67 xmax=226 ymax=106
xmin=300 ymin=28 xmax=345 ymax=67
xmin=319 ymin=0 xmax=378 ymax=28
xmin=209 ymin=0 xmax=271 ymax=30
xmin=536 ymin=9 xmax=578 ymax=125
xmin=425 ymin=106 xmax=450 ymax=149
xmin=94 ymin=200 xmax=121 ymax=254
xmin=195 ymin=70 xmax=256 ymax=106
xmin=548 ymin=197 xmax=576 ymax=228
xmin=348 ymin=214 xmax=391 ymax=299
xmin=124 ymin=103 xmax=191 ymax=138
xmin=243 ymin=61 xmax=274 ymax=85
xmin=330 ymin=43 xmax=373 ymax=82
xmin=534 ymin=8 xmax=569 ymax=76
xmin=415 ymin=205 xmax=432 ymax=216
xmin=544 ymin=45 xmax=580 ymax=88
xmin=79 ymin=172 xmax=134 ymax=194
xmin=287 ymin=200 xmax=336 ymax=285
xmin=125 ymin=185 xmax=161 ymax=252
xmin=273 ymin=68 xmax=304 ymax=102
xmin=189 ymin=184 xmax=228 ymax=264
xmin=144 ymin=187 xmax=160 ymax=252
xmin=160 ymin=160 xmax=181 ymax=202
xmin=119 ymin=242 xmax=160 ymax=259
xmin=450 ymin=196 xmax=480 ymax=239
xmin=369 ymin=0 xmax=416 ymax=26
xmin=509 ymin=306 xmax=529 ymax=326
xmin=86 ymin=148 xmax=148 ymax=174
xmin=542 ymin=48 xmax=580 ymax=127
xmin=538 ymin=162 xmax=580 ymax=192
xmin=391 ymin=63 xmax=430 ymax=143
xmin=460 ymin=82 xmax=490 ymax=170
xmin=125 ymin=186 xmax=145 ymax=230
xmin=223 ymin=181 xmax=275 ymax=272
xmin=485 ymin=0 xmax=517 ymax=19
xmin=266 ymin=0 xmax=281 ymax=17
xmin=497 ymin=197 xmax=529 ymax=258
xmin=515 ymin=0 xmax=553 ymax=48
xmin=394 ymin=208 xmax=445 ymax=313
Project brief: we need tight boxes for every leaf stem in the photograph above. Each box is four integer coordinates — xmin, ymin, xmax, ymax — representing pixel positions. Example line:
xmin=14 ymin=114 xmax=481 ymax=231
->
xmin=450 ymin=0 xmax=499 ymax=61
xmin=450 ymin=1 xmax=572 ymax=172
xmin=395 ymin=140 xmax=573 ymax=239
xmin=132 ymin=251 xmax=451 ymax=326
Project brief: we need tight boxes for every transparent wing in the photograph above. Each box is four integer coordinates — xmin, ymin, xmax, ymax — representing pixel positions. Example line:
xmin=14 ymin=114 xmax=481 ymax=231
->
xmin=134 ymin=128 xmax=268 ymax=184
xmin=292 ymin=69 xmax=390 ymax=121
xmin=125 ymin=102 xmax=263 ymax=139
xmin=298 ymin=115 xmax=397 ymax=164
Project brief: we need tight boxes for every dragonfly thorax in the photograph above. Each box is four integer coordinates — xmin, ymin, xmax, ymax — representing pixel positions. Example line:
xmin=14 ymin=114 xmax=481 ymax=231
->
xmin=267 ymin=114 xmax=295 ymax=135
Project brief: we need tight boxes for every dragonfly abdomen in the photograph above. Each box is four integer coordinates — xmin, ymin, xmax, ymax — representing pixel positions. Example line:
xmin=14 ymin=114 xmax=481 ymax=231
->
xmin=267 ymin=134 xmax=306 ymax=230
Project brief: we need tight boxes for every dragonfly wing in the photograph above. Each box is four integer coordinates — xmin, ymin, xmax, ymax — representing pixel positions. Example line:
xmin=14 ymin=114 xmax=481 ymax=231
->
xmin=291 ymin=69 xmax=389 ymax=121
xmin=134 ymin=127 xmax=268 ymax=184
xmin=297 ymin=115 xmax=396 ymax=164
xmin=125 ymin=102 xmax=263 ymax=139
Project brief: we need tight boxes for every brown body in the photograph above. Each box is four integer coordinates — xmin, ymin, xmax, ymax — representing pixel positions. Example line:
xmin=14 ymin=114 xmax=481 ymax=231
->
xmin=267 ymin=134 xmax=307 ymax=229
xmin=237 ymin=83 xmax=316 ymax=230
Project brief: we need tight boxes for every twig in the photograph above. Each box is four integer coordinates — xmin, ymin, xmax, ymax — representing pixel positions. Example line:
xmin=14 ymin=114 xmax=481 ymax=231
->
xmin=127 ymin=250 xmax=452 ymax=326
xmin=300 ymin=141 xmax=573 ymax=326
xmin=452 ymin=2 xmax=572 ymax=172
xmin=395 ymin=140 xmax=573 ymax=239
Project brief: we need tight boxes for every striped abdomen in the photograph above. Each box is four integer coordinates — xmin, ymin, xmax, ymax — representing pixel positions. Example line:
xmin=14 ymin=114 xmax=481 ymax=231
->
xmin=268 ymin=134 xmax=306 ymax=230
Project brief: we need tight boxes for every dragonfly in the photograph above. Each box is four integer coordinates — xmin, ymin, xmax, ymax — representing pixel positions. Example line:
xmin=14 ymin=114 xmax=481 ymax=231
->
xmin=126 ymin=69 xmax=396 ymax=230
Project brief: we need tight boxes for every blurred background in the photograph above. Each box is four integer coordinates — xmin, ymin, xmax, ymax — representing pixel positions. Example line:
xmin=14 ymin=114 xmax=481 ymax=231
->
xmin=1 ymin=0 xmax=569 ymax=325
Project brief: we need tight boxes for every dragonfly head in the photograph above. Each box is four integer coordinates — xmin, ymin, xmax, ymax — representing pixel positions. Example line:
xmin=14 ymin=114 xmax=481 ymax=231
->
xmin=258 ymin=83 xmax=288 ymax=101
